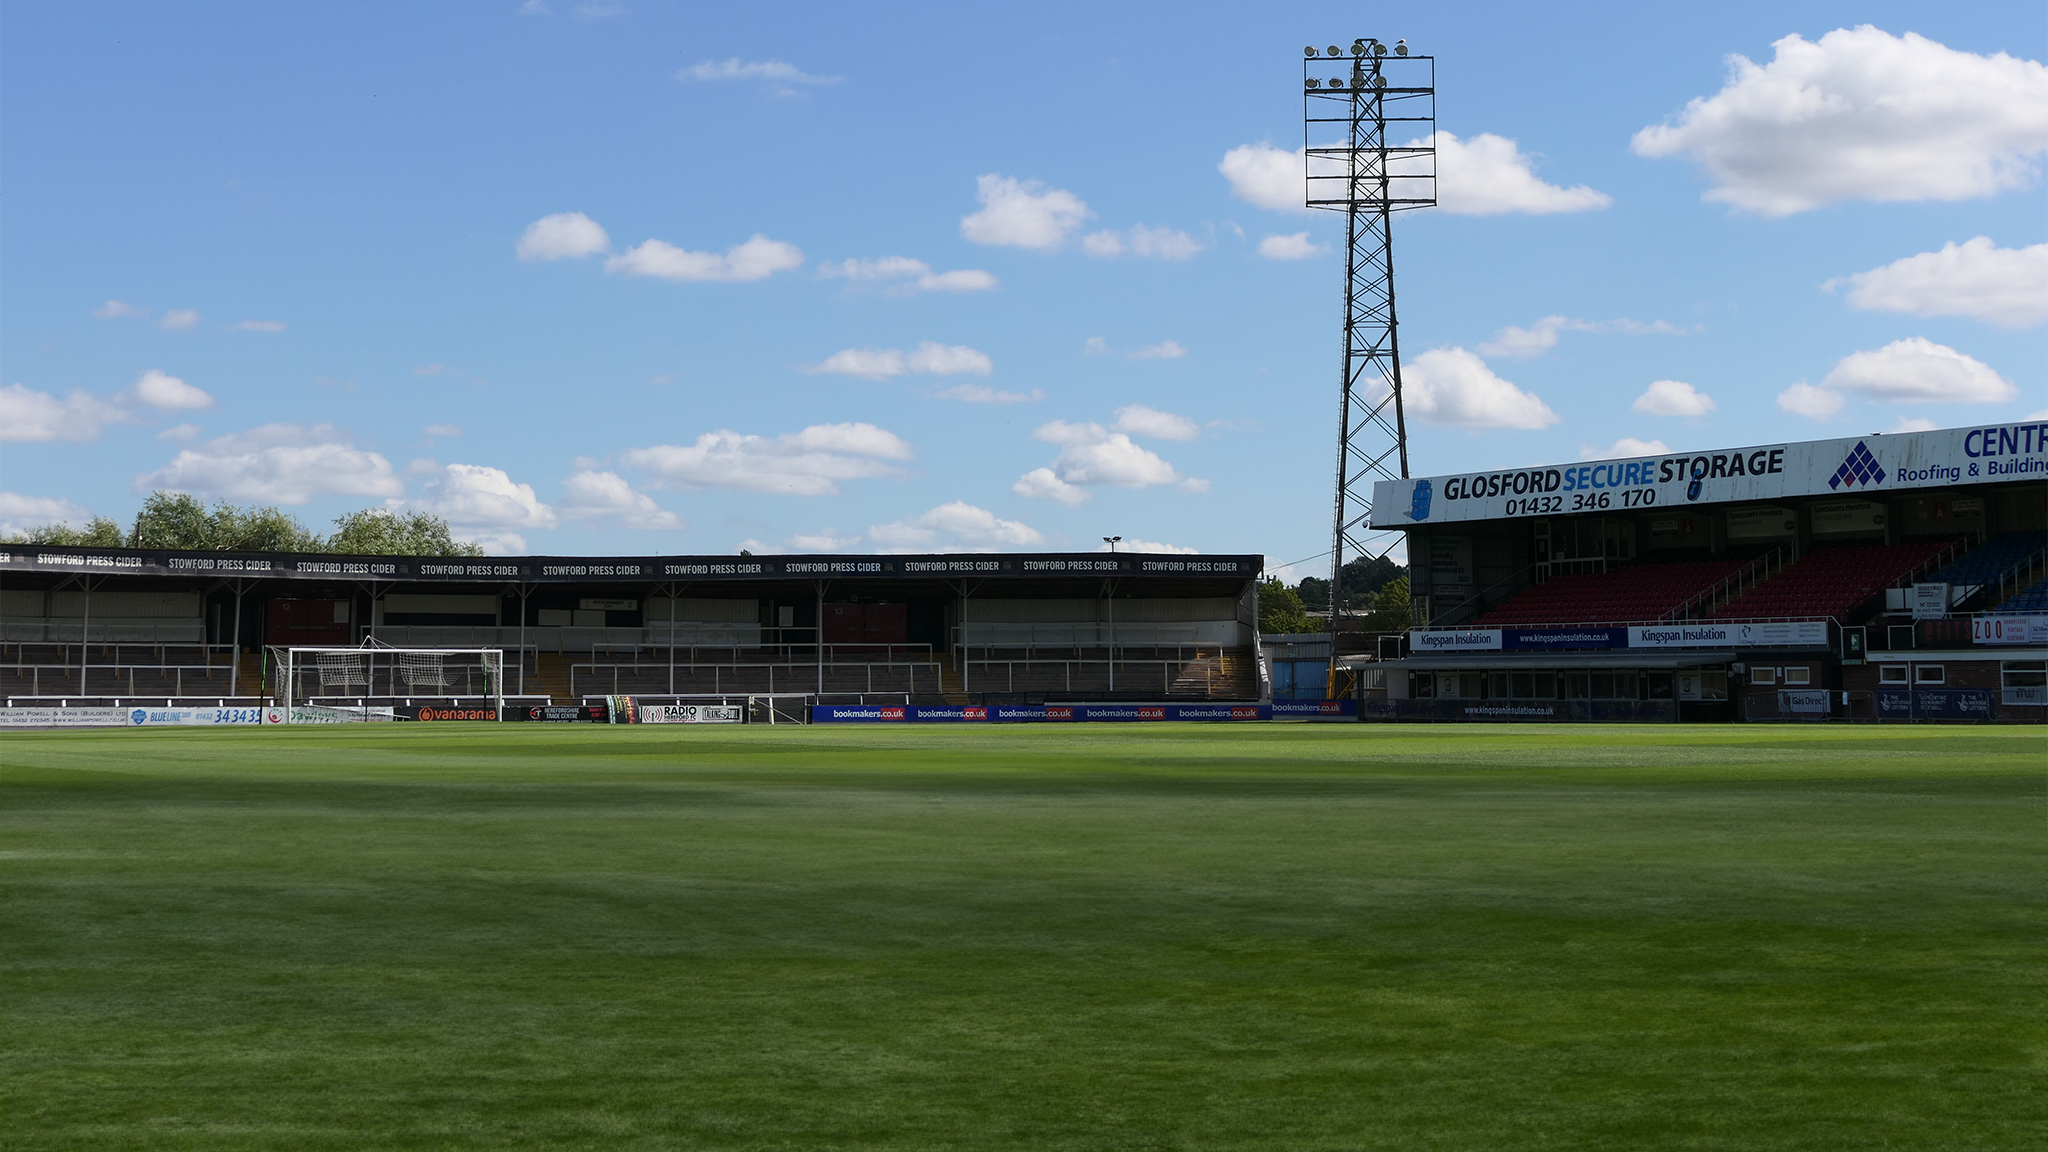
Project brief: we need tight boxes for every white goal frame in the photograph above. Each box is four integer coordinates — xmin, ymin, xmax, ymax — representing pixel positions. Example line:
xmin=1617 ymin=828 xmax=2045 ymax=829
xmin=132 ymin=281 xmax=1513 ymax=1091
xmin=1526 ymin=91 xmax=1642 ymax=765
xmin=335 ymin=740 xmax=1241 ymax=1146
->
xmin=271 ymin=645 xmax=506 ymax=719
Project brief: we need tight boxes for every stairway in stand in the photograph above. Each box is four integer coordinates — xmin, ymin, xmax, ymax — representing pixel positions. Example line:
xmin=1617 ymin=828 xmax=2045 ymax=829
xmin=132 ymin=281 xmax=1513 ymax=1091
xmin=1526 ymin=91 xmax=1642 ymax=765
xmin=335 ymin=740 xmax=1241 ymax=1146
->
xmin=1168 ymin=647 xmax=1259 ymax=699
xmin=529 ymin=653 xmax=574 ymax=703
xmin=934 ymin=654 xmax=970 ymax=705
xmin=235 ymin=652 xmax=267 ymax=698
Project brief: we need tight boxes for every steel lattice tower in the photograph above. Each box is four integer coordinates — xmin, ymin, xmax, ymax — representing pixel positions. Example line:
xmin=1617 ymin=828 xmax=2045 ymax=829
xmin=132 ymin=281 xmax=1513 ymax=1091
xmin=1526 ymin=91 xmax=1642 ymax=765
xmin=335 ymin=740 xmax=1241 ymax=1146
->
xmin=1304 ymin=40 xmax=1434 ymax=623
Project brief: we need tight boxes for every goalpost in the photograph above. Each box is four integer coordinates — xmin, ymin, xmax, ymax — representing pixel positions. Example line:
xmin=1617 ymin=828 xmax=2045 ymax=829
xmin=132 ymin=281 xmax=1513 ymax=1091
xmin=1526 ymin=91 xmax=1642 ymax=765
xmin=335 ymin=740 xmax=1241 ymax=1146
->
xmin=270 ymin=645 xmax=506 ymax=721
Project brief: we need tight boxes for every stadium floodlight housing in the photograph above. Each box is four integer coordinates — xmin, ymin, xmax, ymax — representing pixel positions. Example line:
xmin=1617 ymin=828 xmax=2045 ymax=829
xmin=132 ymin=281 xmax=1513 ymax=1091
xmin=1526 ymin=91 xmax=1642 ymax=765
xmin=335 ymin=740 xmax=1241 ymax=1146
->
xmin=1303 ymin=38 xmax=1435 ymax=629
xmin=1395 ymin=39 xmax=1409 ymax=55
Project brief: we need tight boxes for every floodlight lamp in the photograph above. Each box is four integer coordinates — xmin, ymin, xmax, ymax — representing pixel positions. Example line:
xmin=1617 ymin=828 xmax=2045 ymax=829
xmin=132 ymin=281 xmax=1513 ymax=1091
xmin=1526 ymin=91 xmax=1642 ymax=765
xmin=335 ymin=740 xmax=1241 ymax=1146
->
xmin=1395 ymin=39 xmax=1409 ymax=55
xmin=1374 ymin=42 xmax=1388 ymax=56
xmin=1326 ymin=45 xmax=1341 ymax=56
xmin=1374 ymin=74 xmax=1386 ymax=87
xmin=1305 ymin=78 xmax=1320 ymax=88
xmin=1305 ymin=45 xmax=1318 ymax=57
xmin=1328 ymin=77 xmax=1343 ymax=88
xmin=1350 ymin=42 xmax=1364 ymax=57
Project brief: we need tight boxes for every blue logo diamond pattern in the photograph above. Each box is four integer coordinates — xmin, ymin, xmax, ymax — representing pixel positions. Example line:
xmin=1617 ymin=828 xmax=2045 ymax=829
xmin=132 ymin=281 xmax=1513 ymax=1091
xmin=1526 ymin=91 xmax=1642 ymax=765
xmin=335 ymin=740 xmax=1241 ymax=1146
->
xmin=1828 ymin=440 xmax=1886 ymax=490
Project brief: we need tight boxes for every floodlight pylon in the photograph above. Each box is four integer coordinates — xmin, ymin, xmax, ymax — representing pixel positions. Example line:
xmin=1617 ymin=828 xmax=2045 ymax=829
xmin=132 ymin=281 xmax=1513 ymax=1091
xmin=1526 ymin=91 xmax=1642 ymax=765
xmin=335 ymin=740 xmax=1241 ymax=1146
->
xmin=1304 ymin=45 xmax=1434 ymax=623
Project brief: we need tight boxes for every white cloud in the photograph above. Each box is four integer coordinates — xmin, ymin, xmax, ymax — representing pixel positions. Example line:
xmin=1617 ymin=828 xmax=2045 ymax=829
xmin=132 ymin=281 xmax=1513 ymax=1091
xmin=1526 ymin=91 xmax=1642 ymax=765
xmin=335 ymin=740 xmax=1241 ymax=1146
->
xmin=1084 ymin=336 xmax=1110 ymax=356
xmin=906 ymin=341 xmax=992 ymax=376
xmin=1777 ymin=382 xmax=1845 ymax=419
xmin=620 ymin=422 xmax=911 ymax=496
xmin=1630 ymin=27 xmax=2048 ymax=216
xmin=557 ymin=469 xmax=680 ymax=530
xmin=131 ymin=369 xmax=214 ymax=411
xmin=518 ymin=0 xmax=548 ymax=13
xmin=1219 ymin=143 xmax=1306 ymax=211
xmin=1258 ymin=232 xmax=1327 ymax=260
xmin=233 ymin=320 xmax=287 ymax=332
xmin=571 ymin=1 xmax=626 ymax=18
xmin=1632 ymin=380 xmax=1717 ymax=417
xmin=1012 ymin=420 xmax=1207 ymax=504
xmin=1128 ymin=340 xmax=1186 ymax=361
xmin=92 ymin=299 xmax=148 ymax=319
xmin=1431 ymin=131 xmax=1613 ymax=215
xmin=517 ymin=212 xmax=611 ymax=261
xmin=807 ymin=341 xmax=991 ymax=380
xmin=782 ymin=528 xmax=862 ymax=552
xmin=606 ymin=234 xmax=803 ymax=282
xmin=159 ymin=309 xmax=201 ymax=330
xmin=869 ymin=501 xmax=1043 ymax=553
xmin=423 ymin=424 xmax=461 ymax=438
xmin=960 ymin=174 xmax=1091 ymax=250
xmin=1011 ymin=467 xmax=1089 ymax=506
xmin=157 ymin=423 xmax=202 ymax=441
xmin=1580 ymin=438 xmax=1672 ymax=460
xmin=136 ymin=423 xmax=404 ymax=503
xmin=1112 ymin=404 xmax=1199 ymax=441
xmin=1890 ymin=416 xmax=1939 ymax=433
xmin=1400 ymin=348 xmax=1560 ymax=429
xmin=1096 ymin=537 xmax=1198 ymax=555
xmin=1820 ymin=337 xmax=2017 ymax=403
xmin=409 ymin=464 xmax=558 ymax=551
xmin=0 ymin=383 xmax=134 ymax=442
xmin=0 ymin=492 xmax=97 ymax=536
xmin=1478 ymin=315 xmax=1686 ymax=358
xmin=1827 ymin=238 xmax=2048 ymax=328
xmin=816 ymin=256 xmax=999 ymax=294
xmin=679 ymin=58 xmax=838 ymax=86
xmin=933 ymin=384 xmax=1042 ymax=404
xmin=1082 ymin=225 xmax=1204 ymax=260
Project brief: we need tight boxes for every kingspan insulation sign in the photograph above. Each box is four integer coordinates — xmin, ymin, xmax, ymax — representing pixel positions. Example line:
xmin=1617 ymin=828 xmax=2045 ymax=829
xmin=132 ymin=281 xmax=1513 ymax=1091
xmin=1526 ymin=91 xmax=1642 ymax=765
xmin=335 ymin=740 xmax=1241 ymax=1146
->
xmin=1370 ymin=422 xmax=2048 ymax=528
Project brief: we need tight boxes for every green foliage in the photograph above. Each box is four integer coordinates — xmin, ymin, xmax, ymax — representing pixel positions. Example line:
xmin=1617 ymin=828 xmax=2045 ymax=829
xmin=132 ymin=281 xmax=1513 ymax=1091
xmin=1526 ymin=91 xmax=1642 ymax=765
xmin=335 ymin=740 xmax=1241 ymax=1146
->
xmin=1360 ymin=573 xmax=1413 ymax=633
xmin=328 ymin=508 xmax=485 ymax=557
xmin=1294 ymin=555 xmax=1406 ymax=613
xmin=0 ymin=516 xmax=127 ymax=546
xmin=1257 ymin=577 xmax=1315 ymax=635
xmin=127 ymin=491 xmax=325 ymax=552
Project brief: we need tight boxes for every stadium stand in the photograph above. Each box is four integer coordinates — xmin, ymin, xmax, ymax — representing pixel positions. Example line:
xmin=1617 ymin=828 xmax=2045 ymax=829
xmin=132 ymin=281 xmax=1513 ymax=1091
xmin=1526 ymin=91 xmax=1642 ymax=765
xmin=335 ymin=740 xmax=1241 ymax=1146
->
xmin=1710 ymin=541 xmax=1955 ymax=621
xmin=1467 ymin=556 xmax=1761 ymax=625
xmin=1918 ymin=530 xmax=2047 ymax=605
xmin=1994 ymin=576 xmax=2048 ymax=615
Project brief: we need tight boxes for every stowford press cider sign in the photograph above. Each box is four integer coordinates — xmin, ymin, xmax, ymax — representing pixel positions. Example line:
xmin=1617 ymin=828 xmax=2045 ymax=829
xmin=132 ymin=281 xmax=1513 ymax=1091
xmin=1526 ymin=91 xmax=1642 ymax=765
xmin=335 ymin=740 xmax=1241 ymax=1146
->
xmin=1370 ymin=422 xmax=2048 ymax=527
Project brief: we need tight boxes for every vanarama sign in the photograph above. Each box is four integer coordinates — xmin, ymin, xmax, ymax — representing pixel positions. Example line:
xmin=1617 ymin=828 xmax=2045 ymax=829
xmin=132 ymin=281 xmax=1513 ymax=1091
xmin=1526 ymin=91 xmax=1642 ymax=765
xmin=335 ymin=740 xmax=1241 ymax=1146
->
xmin=1370 ymin=421 xmax=2048 ymax=527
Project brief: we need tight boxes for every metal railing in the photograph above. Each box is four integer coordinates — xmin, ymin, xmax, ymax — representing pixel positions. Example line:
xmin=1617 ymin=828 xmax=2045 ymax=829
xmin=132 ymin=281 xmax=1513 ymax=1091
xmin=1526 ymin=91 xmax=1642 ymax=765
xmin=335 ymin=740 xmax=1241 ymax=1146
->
xmin=1661 ymin=545 xmax=1792 ymax=622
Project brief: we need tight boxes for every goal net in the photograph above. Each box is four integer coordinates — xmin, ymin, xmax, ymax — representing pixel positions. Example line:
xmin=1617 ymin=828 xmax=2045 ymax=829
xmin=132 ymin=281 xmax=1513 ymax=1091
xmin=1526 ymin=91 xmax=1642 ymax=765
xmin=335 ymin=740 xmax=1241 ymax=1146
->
xmin=271 ymin=646 xmax=506 ymax=720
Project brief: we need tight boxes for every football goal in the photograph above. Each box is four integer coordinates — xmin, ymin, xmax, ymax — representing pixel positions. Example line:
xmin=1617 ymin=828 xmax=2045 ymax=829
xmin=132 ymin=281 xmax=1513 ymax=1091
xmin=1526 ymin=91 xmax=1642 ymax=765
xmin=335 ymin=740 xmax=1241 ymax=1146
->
xmin=271 ymin=645 xmax=506 ymax=718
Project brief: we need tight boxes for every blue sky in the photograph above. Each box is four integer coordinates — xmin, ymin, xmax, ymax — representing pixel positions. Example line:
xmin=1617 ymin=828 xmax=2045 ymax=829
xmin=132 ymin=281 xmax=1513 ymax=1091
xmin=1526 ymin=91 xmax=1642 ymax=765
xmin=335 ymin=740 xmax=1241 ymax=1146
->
xmin=3 ymin=1 xmax=2042 ymax=569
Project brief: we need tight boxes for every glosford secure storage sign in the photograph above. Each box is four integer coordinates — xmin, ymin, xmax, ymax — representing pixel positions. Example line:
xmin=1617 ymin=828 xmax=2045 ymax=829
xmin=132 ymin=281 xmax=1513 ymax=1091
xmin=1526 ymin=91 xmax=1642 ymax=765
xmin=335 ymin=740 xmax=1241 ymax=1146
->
xmin=1371 ymin=422 xmax=2047 ymax=527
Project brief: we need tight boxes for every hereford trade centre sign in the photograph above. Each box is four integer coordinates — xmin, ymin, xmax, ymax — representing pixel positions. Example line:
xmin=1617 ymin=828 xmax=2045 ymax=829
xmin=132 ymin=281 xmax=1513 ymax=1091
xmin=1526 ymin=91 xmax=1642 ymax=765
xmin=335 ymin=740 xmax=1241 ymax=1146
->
xmin=1371 ymin=423 xmax=2048 ymax=528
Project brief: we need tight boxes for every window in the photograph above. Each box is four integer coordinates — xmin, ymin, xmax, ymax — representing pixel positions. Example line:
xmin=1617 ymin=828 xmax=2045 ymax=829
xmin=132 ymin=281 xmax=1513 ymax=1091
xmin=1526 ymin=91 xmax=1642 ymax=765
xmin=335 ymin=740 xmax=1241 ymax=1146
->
xmin=1412 ymin=672 xmax=1434 ymax=698
xmin=2002 ymin=661 xmax=2046 ymax=707
xmin=1460 ymin=673 xmax=1485 ymax=699
xmin=1914 ymin=665 xmax=1945 ymax=685
xmin=1437 ymin=673 xmax=1462 ymax=698
xmin=1879 ymin=665 xmax=1909 ymax=684
xmin=1752 ymin=667 xmax=1778 ymax=685
xmin=1566 ymin=672 xmax=1591 ymax=699
xmin=1489 ymin=671 xmax=1510 ymax=699
xmin=1590 ymin=672 xmax=1615 ymax=699
xmin=1511 ymin=672 xmax=1535 ymax=699
xmin=1699 ymin=670 xmax=1729 ymax=700
xmin=1648 ymin=672 xmax=1674 ymax=700
xmin=1781 ymin=667 xmax=1811 ymax=686
xmin=1532 ymin=672 xmax=1558 ymax=699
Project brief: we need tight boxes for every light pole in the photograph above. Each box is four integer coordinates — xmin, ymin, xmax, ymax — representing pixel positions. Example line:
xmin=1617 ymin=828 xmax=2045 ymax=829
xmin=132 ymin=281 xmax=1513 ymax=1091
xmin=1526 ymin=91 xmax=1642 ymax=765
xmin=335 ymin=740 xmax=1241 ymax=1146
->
xmin=1102 ymin=536 xmax=1121 ymax=552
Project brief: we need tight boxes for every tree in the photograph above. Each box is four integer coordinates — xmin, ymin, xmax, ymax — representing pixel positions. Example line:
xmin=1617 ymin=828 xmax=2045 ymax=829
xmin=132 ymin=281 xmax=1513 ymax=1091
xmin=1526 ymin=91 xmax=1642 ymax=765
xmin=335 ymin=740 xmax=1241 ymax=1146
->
xmin=127 ymin=491 xmax=323 ymax=551
xmin=1 ymin=517 xmax=125 ymax=546
xmin=1359 ymin=574 xmax=1412 ymax=633
xmin=329 ymin=509 xmax=484 ymax=556
xmin=1257 ymin=578 xmax=1314 ymax=635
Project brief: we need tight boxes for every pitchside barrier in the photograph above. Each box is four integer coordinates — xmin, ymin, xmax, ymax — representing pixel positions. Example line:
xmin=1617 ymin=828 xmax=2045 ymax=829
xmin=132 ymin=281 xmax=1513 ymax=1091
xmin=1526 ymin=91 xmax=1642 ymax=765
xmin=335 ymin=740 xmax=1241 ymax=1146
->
xmin=812 ymin=703 xmax=1273 ymax=723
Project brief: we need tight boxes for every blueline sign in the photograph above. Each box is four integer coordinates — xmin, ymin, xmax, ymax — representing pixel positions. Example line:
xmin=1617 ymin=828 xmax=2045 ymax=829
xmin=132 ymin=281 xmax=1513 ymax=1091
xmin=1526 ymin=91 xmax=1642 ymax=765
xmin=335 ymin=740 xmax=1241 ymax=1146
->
xmin=1372 ymin=421 xmax=2048 ymax=528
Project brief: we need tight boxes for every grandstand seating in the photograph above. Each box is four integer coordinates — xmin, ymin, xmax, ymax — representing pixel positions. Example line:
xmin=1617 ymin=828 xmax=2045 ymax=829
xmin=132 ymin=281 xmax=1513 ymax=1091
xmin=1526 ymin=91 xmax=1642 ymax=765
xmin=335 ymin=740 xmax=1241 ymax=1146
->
xmin=1710 ymin=541 xmax=1954 ymax=621
xmin=1920 ymin=530 xmax=2047 ymax=591
xmin=0 ymin=643 xmax=244 ymax=701
xmin=1467 ymin=557 xmax=1759 ymax=625
xmin=1996 ymin=576 xmax=2048 ymax=615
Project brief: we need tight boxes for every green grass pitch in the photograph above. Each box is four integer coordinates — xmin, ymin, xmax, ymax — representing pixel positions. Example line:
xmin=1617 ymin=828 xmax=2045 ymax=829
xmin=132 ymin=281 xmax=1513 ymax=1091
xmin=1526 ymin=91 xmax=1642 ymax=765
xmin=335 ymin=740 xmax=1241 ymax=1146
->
xmin=2 ymin=723 xmax=2041 ymax=1150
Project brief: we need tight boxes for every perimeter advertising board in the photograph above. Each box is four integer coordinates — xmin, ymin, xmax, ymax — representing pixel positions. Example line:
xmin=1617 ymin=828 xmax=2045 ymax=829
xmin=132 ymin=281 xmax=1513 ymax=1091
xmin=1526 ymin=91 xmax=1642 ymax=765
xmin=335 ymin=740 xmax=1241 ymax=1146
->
xmin=1408 ymin=620 xmax=1827 ymax=652
xmin=1370 ymin=422 xmax=2048 ymax=528
xmin=812 ymin=704 xmax=1271 ymax=723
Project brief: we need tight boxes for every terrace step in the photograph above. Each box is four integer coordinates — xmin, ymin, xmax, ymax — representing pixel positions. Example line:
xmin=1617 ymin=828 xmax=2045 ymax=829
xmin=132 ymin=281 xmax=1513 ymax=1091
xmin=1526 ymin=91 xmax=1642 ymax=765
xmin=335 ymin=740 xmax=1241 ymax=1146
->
xmin=532 ymin=653 xmax=573 ymax=704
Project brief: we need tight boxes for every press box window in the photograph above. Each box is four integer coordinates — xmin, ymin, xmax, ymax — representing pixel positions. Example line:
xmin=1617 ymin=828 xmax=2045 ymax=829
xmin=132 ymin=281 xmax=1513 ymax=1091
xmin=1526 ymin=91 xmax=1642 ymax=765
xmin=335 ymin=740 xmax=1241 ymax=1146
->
xmin=1914 ymin=665 xmax=1945 ymax=685
xmin=1879 ymin=665 xmax=1909 ymax=684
